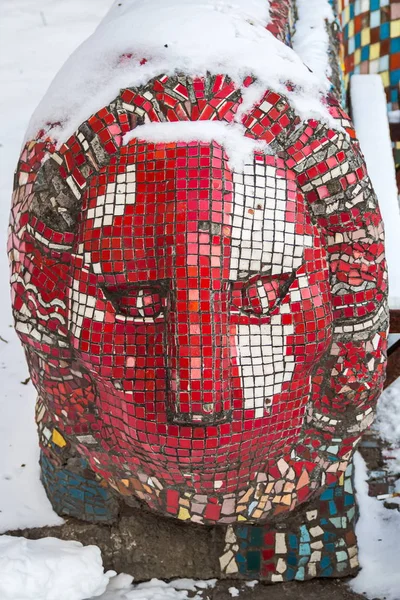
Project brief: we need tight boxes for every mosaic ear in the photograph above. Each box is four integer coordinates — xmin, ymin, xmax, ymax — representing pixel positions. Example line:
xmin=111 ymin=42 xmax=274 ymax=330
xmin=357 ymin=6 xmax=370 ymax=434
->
xmin=282 ymin=100 xmax=388 ymax=435
xmin=283 ymin=100 xmax=387 ymax=326
xmin=21 ymin=120 xmax=125 ymax=241
xmin=9 ymin=104 xmax=127 ymax=358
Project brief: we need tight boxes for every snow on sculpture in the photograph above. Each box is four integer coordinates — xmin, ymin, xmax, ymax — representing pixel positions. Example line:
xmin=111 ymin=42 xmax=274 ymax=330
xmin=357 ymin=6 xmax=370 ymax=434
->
xmin=9 ymin=0 xmax=388 ymax=582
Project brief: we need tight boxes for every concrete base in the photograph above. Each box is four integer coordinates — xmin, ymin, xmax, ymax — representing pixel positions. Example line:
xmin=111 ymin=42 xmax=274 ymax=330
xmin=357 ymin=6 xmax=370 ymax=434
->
xmin=7 ymin=510 xmax=224 ymax=581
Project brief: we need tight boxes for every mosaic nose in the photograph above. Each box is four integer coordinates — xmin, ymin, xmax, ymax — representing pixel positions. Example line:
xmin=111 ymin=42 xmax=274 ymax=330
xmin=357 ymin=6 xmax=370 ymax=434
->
xmin=165 ymin=222 xmax=233 ymax=425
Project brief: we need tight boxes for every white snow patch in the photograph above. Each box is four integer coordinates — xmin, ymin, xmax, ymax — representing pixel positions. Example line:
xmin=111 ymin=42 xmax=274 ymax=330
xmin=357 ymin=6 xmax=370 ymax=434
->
xmin=0 ymin=0 xmax=113 ymax=534
xmin=376 ymin=377 xmax=400 ymax=476
xmin=169 ymin=579 xmax=217 ymax=591
xmin=90 ymin=577 xmax=217 ymax=600
xmin=26 ymin=0 xmax=335 ymax=146
xmin=104 ymin=574 xmax=135 ymax=591
xmin=245 ymin=580 xmax=258 ymax=588
xmin=350 ymin=453 xmax=400 ymax=600
xmin=124 ymin=121 xmax=272 ymax=172
xmin=228 ymin=587 xmax=240 ymax=597
xmin=350 ymin=74 xmax=400 ymax=309
xmin=0 ymin=536 xmax=114 ymax=600
xmin=292 ymin=0 xmax=334 ymax=81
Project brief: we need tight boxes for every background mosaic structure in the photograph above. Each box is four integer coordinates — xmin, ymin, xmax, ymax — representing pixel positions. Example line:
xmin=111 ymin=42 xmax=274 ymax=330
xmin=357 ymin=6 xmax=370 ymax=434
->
xmin=9 ymin=0 xmax=389 ymax=583
xmin=336 ymin=0 xmax=400 ymax=179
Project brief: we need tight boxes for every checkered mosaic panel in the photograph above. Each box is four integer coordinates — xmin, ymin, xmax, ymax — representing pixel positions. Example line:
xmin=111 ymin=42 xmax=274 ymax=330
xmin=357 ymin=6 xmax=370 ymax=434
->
xmin=337 ymin=0 xmax=400 ymax=111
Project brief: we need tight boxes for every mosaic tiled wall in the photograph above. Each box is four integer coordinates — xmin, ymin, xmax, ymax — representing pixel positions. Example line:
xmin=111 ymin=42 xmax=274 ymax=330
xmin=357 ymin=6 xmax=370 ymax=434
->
xmin=336 ymin=0 xmax=400 ymax=167
xmin=9 ymin=0 xmax=389 ymax=583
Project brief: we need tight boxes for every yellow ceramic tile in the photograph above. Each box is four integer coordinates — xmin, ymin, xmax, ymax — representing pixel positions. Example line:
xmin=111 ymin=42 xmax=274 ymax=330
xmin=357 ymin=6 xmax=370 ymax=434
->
xmin=369 ymin=43 xmax=380 ymax=60
xmin=52 ymin=428 xmax=66 ymax=448
xmin=343 ymin=6 xmax=350 ymax=26
xmin=380 ymin=71 xmax=390 ymax=88
xmin=361 ymin=28 xmax=370 ymax=47
xmin=354 ymin=48 xmax=361 ymax=65
xmin=177 ymin=507 xmax=191 ymax=520
xmin=390 ymin=20 xmax=400 ymax=38
xmin=348 ymin=20 xmax=354 ymax=38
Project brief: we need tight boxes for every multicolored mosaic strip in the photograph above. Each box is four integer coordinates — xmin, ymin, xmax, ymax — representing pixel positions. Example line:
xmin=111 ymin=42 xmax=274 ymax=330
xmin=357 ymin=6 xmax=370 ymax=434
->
xmin=41 ymin=452 xmax=119 ymax=523
xmin=221 ymin=463 xmax=358 ymax=580
xmin=9 ymin=1 xmax=388 ymax=583
xmin=337 ymin=0 xmax=400 ymax=104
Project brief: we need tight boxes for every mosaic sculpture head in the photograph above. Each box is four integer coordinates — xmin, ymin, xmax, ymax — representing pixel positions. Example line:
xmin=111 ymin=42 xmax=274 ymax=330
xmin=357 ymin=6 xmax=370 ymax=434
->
xmin=9 ymin=0 xmax=388 ymax=535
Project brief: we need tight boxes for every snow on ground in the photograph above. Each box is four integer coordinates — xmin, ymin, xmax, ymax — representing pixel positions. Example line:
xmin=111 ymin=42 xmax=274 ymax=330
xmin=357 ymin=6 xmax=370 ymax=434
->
xmin=349 ymin=379 xmax=400 ymax=600
xmin=0 ymin=536 xmax=218 ymax=600
xmin=0 ymin=535 xmax=218 ymax=600
xmin=0 ymin=2 xmax=400 ymax=600
xmin=228 ymin=587 xmax=240 ymax=597
xmin=0 ymin=536 xmax=113 ymax=600
xmin=376 ymin=377 xmax=400 ymax=477
xmin=350 ymin=452 xmax=400 ymax=600
xmin=0 ymin=0 xmax=114 ymax=532
xmin=90 ymin=577 xmax=217 ymax=600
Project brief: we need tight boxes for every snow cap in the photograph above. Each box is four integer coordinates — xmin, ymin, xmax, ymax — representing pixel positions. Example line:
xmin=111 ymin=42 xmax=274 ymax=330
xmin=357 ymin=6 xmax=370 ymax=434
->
xmin=26 ymin=0 xmax=335 ymax=145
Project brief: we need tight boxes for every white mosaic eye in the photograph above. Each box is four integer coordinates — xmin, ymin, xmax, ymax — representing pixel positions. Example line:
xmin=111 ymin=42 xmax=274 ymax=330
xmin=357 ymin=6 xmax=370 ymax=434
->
xmin=231 ymin=272 xmax=295 ymax=317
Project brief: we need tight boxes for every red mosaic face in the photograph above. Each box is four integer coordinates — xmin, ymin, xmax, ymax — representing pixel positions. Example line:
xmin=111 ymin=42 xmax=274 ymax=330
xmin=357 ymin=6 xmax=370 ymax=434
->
xmin=68 ymin=140 xmax=332 ymax=493
xmin=10 ymin=73 xmax=387 ymax=524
